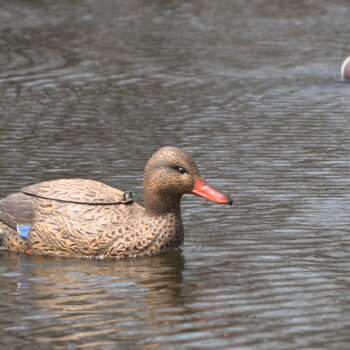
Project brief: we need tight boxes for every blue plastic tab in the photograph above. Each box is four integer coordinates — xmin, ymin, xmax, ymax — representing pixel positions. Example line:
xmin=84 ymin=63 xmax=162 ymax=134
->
xmin=17 ymin=224 xmax=32 ymax=239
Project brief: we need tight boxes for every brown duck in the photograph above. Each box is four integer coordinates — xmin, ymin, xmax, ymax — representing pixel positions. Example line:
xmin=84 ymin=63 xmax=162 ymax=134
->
xmin=0 ymin=146 xmax=232 ymax=258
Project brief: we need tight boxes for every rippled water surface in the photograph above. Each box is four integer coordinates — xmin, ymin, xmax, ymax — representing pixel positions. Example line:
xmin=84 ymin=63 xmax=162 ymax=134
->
xmin=1 ymin=0 xmax=350 ymax=349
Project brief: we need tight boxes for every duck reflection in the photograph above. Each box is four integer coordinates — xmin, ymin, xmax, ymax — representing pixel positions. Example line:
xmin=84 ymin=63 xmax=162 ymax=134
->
xmin=1 ymin=250 xmax=186 ymax=344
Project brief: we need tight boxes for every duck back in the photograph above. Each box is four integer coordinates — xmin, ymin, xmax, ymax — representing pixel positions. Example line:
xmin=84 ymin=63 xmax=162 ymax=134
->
xmin=22 ymin=178 xmax=133 ymax=205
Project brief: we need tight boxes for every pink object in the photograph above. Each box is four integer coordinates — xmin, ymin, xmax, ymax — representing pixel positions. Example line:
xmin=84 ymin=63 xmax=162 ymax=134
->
xmin=340 ymin=56 xmax=350 ymax=80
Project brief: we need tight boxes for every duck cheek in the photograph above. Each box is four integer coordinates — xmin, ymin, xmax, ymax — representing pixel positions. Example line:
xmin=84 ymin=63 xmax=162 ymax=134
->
xmin=182 ymin=176 xmax=197 ymax=195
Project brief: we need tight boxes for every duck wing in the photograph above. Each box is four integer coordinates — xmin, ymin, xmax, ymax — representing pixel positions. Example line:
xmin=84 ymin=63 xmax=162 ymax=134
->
xmin=22 ymin=178 xmax=133 ymax=205
xmin=0 ymin=192 xmax=35 ymax=228
xmin=0 ymin=178 xmax=134 ymax=229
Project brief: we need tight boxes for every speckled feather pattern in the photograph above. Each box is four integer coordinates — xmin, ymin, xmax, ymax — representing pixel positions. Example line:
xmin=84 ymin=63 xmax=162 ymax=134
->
xmin=0 ymin=194 xmax=184 ymax=258
xmin=22 ymin=178 xmax=132 ymax=204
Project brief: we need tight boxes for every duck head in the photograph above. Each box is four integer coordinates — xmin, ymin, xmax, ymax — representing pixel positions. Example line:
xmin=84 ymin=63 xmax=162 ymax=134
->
xmin=143 ymin=146 xmax=232 ymax=215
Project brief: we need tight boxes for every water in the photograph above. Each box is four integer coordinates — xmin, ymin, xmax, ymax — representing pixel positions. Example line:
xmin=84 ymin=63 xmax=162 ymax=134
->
xmin=0 ymin=0 xmax=350 ymax=349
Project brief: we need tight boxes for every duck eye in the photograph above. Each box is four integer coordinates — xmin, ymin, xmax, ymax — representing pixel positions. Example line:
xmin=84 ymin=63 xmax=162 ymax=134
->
xmin=173 ymin=166 xmax=187 ymax=174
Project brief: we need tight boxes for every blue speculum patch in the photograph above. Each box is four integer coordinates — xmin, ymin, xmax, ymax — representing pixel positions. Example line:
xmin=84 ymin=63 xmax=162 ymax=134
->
xmin=17 ymin=224 xmax=32 ymax=239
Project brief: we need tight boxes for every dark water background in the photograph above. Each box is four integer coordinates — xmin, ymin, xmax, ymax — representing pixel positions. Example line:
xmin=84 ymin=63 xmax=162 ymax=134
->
xmin=1 ymin=0 xmax=350 ymax=349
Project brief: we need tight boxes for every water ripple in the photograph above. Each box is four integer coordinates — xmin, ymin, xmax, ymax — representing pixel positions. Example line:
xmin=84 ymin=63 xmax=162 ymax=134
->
xmin=1 ymin=0 xmax=350 ymax=349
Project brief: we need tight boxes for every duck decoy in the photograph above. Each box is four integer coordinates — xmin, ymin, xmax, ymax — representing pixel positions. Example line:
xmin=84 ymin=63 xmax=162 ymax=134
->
xmin=0 ymin=146 xmax=232 ymax=258
xmin=341 ymin=56 xmax=350 ymax=81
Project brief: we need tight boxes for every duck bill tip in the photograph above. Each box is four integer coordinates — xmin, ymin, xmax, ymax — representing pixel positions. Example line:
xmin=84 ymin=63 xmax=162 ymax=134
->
xmin=190 ymin=176 xmax=233 ymax=205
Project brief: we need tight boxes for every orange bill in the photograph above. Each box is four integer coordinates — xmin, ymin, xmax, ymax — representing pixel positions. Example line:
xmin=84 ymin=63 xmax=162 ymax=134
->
xmin=190 ymin=176 xmax=233 ymax=205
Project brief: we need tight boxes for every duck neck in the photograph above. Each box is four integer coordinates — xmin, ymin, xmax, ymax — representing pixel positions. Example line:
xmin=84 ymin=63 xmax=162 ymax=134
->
xmin=144 ymin=190 xmax=183 ymax=219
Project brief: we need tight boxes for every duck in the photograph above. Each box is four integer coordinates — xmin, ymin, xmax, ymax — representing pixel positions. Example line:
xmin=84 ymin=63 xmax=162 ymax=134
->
xmin=341 ymin=56 xmax=350 ymax=81
xmin=0 ymin=146 xmax=232 ymax=258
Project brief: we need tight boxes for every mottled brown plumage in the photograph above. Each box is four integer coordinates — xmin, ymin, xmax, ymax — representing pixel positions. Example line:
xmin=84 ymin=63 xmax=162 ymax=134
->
xmin=0 ymin=146 xmax=232 ymax=258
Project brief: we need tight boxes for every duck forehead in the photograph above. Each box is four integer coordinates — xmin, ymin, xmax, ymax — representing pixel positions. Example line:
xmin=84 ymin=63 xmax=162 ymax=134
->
xmin=163 ymin=149 xmax=199 ymax=173
xmin=150 ymin=147 xmax=197 ymax=169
